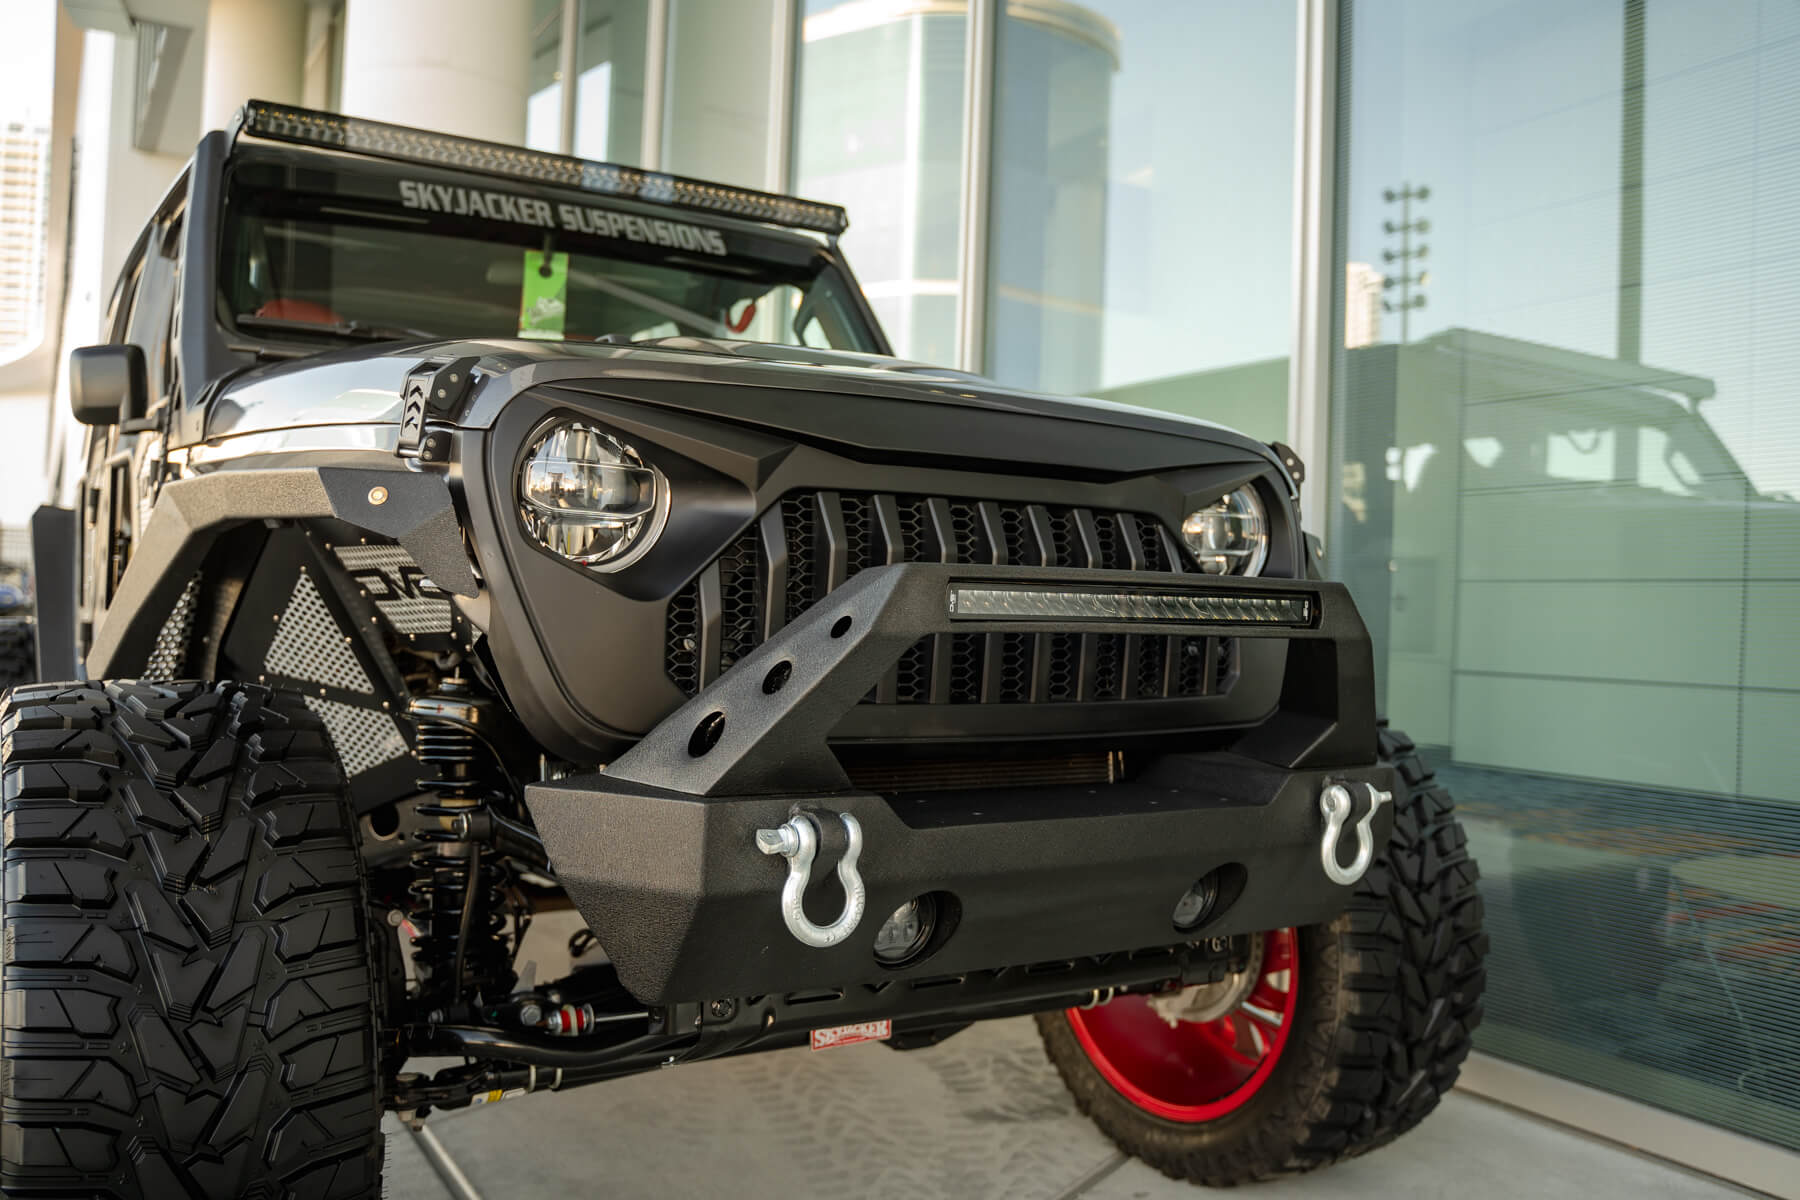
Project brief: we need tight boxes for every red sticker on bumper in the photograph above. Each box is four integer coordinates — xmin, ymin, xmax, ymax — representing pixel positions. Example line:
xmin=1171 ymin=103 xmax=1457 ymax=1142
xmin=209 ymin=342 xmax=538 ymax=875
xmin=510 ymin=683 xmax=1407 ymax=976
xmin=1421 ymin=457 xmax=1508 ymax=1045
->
xmin=810 ymin=1019 xmax=892 ymax=1050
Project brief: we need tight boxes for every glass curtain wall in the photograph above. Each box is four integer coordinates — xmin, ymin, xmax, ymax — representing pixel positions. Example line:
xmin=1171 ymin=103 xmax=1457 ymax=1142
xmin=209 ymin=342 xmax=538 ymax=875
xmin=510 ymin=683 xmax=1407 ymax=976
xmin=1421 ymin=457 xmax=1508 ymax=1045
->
xmin=665 ymin=0 xmax=785 ymax=188
xmin=794 ymin=0 xmax=969 ymax=365
xmin=986 ymin=0 xmax=1296 ymax=440
xmin=526 ymin=0 xmax=565 ymax=152
xmin=1332 ymin=0 xmax=1800 ymax=1150
xmin=524 ymin=0 xmax=649 ymax=162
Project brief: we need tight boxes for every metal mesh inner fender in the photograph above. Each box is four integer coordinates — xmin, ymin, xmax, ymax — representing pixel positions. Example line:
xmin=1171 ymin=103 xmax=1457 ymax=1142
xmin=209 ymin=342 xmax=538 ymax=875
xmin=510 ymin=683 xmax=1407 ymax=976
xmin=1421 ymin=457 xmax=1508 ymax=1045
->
xmin=265 ymin=570 xmax=373 ymax=691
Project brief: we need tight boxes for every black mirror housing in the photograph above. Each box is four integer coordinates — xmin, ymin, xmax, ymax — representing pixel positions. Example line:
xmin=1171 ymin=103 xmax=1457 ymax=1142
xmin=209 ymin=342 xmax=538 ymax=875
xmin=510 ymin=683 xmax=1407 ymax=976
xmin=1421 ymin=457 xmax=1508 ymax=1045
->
xmin=69 ymin=344 xmax=148 ymax=427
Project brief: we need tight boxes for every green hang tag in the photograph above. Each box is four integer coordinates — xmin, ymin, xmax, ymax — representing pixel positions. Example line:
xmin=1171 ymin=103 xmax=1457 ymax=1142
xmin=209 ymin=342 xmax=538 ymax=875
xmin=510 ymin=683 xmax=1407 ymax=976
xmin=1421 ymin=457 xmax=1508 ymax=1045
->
xmin=519 ymin=250 xmax=569 ymax=339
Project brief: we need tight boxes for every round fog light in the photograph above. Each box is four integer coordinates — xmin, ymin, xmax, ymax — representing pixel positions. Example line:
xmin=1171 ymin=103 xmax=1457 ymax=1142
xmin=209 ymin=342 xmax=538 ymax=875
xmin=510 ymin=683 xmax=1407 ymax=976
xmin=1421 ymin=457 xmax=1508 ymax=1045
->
xmin=1172 ymin=872 xmax=1222 ymax=931
xmin=873 ymin=895 xmax=936 ymax=964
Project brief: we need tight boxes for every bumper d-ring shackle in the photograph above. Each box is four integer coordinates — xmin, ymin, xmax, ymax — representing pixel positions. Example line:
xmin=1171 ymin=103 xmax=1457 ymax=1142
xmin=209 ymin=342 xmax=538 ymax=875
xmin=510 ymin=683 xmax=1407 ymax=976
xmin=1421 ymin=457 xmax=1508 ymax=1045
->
xmin=1318 ymin=780 xmax=1393 ymax=886
xmin=754 ymin=811 xmax=867 ymax=948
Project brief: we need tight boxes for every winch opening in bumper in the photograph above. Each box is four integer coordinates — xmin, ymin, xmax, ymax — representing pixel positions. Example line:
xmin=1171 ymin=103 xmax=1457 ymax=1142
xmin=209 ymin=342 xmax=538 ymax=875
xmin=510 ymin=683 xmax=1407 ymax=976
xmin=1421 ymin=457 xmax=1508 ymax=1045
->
xmin=526 ymin=564 xmax=1390 ymax=1005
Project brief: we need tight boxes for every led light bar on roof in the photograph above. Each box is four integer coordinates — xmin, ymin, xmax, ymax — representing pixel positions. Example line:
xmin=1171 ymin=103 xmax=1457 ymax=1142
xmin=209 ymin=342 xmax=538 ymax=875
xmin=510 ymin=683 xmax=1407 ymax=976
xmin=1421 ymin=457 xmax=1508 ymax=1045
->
xmin=235 ymin=100 xmax=851 ymax=237
xmin=947 ymin=585 xmax=1314 ymax=627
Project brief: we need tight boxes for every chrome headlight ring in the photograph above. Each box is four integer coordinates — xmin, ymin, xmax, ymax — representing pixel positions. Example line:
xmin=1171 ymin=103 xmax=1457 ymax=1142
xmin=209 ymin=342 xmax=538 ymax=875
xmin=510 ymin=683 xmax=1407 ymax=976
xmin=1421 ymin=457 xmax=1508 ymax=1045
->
xmin=517 ymin=417 xmax=671 ymax=572
xmin=1179 ymin=485 xmax=1271 ymax=577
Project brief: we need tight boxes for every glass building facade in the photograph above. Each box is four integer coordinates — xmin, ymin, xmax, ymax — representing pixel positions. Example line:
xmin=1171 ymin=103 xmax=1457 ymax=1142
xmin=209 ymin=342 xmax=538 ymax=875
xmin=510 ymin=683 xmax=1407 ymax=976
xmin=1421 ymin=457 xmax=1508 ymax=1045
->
xmin=302 ymin=0 xmax=1800 ymax=1165
xmin=1332 ymin=0 xmax=1800 ymax=1153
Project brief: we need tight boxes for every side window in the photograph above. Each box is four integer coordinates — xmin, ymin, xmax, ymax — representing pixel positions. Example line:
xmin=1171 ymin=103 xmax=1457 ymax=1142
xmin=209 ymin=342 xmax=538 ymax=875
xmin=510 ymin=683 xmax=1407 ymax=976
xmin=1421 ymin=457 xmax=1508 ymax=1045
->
xmin=125 ymin=255 xmax=172 ymax=353
xmin=107 ymin=256 xmax=144 ymax=345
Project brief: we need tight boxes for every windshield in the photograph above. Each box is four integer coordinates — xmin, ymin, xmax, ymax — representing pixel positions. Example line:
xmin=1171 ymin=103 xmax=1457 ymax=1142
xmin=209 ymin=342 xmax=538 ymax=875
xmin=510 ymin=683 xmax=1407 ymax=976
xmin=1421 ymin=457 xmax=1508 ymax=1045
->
xmin=218 ymin=162 xmax=883 ymax=353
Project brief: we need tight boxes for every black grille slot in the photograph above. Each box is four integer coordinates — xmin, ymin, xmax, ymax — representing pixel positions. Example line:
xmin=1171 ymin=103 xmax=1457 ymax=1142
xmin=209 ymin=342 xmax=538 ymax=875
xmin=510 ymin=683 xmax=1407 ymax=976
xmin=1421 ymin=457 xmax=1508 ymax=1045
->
xmin=717 ymin=527 xmax=761 ymax=672
xmin=1045 ymin=508 xmax=1077 ymax=566
xmin=948 ymin=632 xmax=984 ymax=703
xmin=947 ymin=502 xmax=989 ymax=564
xmin=840 ymin=494 xmax=881 ymax=574
xmin=665 ymin=585 xmax=700 ymax=693
xmin=1175 ymin=636 xmax=1211 ymax=697
xmin=1134 ymin=516 xmax=1173 ymax=572
xmin=999 ymin=632 xmax=1033 ymax=701
xmin=783 ymin=494 xmax=818 ymax=621
xmin=999 ymin=506 xmax=1035 ymax=565
xmin=1135 ymin=637 xmax=1169 ymax=699
xmin=664 ymin=490 xmax=1230 ymax=707
xmin=1093 ymin=634 xmax=1125 ymax=700
xmin=1092 ymin=513 xmax=1130 ymax=570
xmin=896 ymin=639 xmax=932 ymax=703
xmin=1215 ymin=638 xmax=1237 ymax=692
xmin=1046 ymin=633 xmax=1080 ymax=701
xmin=897 ymin=496 xmax=934 ymax=560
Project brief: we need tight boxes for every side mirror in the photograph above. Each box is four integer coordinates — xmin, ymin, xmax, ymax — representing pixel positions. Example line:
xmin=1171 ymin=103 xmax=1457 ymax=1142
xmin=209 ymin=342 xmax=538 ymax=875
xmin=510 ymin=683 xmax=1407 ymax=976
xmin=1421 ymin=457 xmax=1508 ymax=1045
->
xmin=69 ymin=344 xmax=148 ymax=427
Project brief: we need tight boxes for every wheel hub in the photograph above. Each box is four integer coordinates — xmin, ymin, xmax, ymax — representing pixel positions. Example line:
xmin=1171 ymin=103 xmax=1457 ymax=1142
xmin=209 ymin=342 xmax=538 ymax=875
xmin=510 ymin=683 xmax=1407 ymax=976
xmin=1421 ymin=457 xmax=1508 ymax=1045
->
xmin=1146 ymin=934 xmax=1265 ymax=1028
xmin=1064 ymin=927 xmax=1299 ymax=1122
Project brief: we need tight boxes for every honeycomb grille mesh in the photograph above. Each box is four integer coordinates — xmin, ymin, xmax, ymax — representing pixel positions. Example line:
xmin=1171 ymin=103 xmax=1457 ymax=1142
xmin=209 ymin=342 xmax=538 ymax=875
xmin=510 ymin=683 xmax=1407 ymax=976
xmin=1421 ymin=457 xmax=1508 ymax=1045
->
xmin=665 ymin=490 xmax=1230 ymax=709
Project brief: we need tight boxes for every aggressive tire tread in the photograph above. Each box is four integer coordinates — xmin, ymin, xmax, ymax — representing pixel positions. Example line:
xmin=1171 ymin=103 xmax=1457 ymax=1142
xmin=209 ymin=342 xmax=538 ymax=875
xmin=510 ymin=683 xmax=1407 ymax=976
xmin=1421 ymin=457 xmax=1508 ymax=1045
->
xmin=0 ymin=620 xmax=33 ymax=694
xmin=1036 ymin=721 xmax=1487 ymax=1185
xmin=1 ymin=680 xmax=382 ymax=1200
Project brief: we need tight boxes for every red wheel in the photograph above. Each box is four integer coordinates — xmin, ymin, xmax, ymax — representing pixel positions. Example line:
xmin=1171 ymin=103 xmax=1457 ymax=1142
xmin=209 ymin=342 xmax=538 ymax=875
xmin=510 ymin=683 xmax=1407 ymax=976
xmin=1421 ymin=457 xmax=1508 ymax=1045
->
xmin=1037 ymin=726 xmax=1485 ymax=1185
xmin=1064 ymin=928 xmax=1299 ymax=1121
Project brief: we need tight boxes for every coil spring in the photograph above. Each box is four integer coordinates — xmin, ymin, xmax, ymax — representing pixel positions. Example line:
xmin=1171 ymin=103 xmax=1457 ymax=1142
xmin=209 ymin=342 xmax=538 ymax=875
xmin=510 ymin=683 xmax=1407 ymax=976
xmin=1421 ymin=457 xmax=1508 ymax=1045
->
xmin=408 ymin=688 xmax=511 ymax=1004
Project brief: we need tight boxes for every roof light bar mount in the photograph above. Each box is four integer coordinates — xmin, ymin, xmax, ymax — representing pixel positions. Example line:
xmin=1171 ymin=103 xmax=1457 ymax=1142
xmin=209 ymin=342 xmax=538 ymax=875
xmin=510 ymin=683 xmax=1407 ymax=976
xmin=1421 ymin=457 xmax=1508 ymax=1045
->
xmin=233 ymin=100 xmax=850 ymax=237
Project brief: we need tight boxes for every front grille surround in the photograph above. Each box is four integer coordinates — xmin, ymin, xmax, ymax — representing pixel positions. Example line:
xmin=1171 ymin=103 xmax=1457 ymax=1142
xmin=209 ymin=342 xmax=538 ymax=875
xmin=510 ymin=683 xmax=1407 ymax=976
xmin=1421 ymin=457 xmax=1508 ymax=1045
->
xmin=665 ymin=490 xmax=1236 ymax=707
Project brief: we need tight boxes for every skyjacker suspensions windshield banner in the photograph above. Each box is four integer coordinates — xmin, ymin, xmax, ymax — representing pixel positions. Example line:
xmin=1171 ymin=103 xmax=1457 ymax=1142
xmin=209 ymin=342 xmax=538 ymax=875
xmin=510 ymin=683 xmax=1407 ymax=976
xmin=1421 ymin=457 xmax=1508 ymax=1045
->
xmin=396 ymin=179 xmax=731 ymax=257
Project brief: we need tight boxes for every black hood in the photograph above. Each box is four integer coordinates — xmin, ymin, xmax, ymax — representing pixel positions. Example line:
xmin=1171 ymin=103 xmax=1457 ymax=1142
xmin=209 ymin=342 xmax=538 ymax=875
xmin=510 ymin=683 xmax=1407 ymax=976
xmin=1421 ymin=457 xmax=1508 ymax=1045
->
xmin=206 ymin=336 xmax=1290 ymax=482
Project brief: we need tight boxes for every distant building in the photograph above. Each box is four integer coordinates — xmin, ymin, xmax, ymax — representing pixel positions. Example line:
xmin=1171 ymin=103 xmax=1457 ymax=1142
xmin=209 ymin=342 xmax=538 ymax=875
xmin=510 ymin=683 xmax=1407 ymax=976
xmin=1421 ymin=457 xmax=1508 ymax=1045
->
xmin=1344 ymin=260 xmax=1382 ymax=348
xmin=0 ymin=121 xmax=52 ymax=355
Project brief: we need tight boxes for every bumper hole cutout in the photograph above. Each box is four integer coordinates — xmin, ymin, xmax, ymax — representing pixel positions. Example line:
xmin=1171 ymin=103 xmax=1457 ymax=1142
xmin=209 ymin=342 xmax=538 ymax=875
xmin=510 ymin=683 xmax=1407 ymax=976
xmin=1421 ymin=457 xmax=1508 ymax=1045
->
xmin=689 ymin=710 xmax=726 ymax=757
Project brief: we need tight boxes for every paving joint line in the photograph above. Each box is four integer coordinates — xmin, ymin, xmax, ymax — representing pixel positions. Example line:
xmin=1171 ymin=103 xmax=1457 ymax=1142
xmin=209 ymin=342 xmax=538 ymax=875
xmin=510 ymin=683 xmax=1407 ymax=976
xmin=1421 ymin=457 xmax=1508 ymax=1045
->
xmin=411 ymin=1121 xmax=485 ymax=1200
xmin=1050 ymin=1151 xmax=1129 ymax=1200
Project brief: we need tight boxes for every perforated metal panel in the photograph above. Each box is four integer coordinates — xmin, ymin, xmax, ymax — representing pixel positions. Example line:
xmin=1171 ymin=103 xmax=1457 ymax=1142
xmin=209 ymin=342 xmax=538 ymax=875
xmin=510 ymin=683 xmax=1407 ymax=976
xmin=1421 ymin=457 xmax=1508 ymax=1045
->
xmin=331 ymin=543 xmax=454 ymax=635
xmin=304 ymin=695 xmax=409 ymax=778
xmin=143 ymin=575 xmax=199 ymax=679
xmin=266 ymin=571 xmax=373 ymax=691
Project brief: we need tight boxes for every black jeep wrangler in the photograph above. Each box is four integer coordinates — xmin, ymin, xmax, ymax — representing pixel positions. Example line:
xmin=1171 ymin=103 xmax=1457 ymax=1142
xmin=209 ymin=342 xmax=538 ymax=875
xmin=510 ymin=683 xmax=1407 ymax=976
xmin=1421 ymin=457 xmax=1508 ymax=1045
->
xmin=5 ymin=102 xmax=1485 ymax=1197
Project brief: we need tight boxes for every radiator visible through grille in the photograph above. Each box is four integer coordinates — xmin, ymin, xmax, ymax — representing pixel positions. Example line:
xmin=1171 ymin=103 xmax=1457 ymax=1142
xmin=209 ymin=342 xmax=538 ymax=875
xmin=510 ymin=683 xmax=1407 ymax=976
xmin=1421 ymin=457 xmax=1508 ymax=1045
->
xmin=664 ymin=491 xmax=1237 ymax=706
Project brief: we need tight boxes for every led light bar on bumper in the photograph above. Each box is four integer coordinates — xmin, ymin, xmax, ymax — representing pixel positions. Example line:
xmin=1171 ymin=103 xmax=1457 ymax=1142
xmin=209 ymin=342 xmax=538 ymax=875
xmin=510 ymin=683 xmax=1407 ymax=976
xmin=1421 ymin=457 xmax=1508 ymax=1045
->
xmin=236 ymin=100 xmax=851 ymax=236
xmin=947 ymin=585 xmax=1314 ymax=626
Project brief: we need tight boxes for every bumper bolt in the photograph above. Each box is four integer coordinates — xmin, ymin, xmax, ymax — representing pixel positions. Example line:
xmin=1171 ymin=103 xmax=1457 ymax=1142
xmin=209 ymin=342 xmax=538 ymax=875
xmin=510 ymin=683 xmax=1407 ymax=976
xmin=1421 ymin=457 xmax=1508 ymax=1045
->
xmin=708 ymin=999 xmax=737 ymax=1021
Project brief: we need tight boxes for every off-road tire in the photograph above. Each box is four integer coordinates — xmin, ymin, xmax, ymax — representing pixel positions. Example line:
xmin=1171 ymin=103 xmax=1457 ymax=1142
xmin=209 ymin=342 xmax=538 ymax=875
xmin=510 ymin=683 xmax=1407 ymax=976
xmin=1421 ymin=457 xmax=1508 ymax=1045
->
xmin=0 ymin=680 xmax=384 ymax=1199
xmin=1035 ymin=722 xmax=1486 ymax=1185
xmin=0 ymin=617 xmax=33 ymax=693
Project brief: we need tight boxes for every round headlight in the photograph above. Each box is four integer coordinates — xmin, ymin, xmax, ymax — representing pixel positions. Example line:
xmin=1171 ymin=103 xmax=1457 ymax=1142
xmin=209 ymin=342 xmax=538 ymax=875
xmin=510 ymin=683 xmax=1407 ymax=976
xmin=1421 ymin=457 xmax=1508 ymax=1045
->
xmin=519 ymin=420 xmax=665 ymax=569
xmin=1181 ymin=486 xmax=1269 ymax=576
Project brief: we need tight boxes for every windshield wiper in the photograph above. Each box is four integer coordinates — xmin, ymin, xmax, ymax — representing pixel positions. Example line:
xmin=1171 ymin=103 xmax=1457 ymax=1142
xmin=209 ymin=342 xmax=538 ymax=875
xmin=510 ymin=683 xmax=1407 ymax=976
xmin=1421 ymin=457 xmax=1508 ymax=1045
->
xmin=235 ymin=313 xmax=441 ymax=342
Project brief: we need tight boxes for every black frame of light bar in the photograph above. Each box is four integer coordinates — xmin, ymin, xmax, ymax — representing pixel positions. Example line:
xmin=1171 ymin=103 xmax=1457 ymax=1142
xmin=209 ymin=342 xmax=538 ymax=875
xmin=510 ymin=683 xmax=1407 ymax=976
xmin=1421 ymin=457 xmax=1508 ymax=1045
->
xmin=231 ymin=99 xmax=852 ymax=237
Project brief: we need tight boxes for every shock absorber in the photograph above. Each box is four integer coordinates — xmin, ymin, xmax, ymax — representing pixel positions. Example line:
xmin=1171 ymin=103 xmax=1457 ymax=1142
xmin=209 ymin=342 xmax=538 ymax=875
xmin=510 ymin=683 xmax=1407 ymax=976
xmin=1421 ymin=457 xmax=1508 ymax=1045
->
xmin=408 ymin=675 xmax=513 ymax=1007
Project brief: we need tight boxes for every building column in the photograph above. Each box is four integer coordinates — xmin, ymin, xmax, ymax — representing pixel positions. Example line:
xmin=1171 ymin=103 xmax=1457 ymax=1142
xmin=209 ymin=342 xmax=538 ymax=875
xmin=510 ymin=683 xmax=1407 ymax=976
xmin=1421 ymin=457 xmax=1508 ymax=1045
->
xmin=340 ymin=0 xmax=532 ymax=144
xmin=200 ymin=0 xmax=308 ymax=133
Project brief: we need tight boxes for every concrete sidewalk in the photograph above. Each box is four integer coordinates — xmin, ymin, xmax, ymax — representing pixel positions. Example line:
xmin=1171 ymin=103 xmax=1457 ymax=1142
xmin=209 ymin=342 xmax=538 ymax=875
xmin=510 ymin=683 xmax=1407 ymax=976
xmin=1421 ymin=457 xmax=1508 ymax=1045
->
xmin=381 ymin=1014 xmax=1754 ymax=1200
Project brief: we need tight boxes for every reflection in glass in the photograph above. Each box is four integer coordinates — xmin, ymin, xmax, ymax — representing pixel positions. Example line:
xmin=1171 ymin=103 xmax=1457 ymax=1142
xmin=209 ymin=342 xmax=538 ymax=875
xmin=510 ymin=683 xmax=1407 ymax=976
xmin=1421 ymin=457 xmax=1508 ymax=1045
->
xmin=986 ymin=1 xmax=1296 ymax=440
xmin=575 ymin=0 xmax=648 ymax=164
xmin=1332 ymin=0 xmax=1800 ymax=1152
xmin=795 ymin=0 xmax=969 ymax=366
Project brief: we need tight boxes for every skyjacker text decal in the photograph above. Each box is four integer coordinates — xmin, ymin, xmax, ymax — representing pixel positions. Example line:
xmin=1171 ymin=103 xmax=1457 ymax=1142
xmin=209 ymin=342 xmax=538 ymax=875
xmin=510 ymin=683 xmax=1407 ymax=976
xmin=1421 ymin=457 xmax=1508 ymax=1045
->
xmin=397 ymin=179 xmax=730 ymax=256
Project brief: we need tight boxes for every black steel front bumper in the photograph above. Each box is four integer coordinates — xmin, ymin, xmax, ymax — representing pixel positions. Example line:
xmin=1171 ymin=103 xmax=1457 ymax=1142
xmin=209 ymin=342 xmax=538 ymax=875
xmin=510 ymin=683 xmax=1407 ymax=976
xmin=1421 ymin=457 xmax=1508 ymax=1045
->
xmin=526 ymin=564 xmax=1392 ymax=1005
